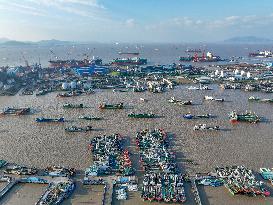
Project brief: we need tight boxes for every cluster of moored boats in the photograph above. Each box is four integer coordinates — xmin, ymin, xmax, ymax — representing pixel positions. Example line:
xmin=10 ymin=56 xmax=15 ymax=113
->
xmin=0 ymin=160 xmax=76 ymax=204
xmin=36 ymin=179 xmax=75 ymax=205
xmin=86 ymin=134 xmax=134 ymax=176
xmin=216 ymin=166 xmax=270 ymax=197
xmin=136 ymin=129 xmax=186 ymax=203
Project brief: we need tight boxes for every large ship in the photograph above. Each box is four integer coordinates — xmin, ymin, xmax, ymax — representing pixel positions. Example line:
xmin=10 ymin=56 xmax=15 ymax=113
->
xmin=248 ymin=50 xmax=273 ymax=58
xmin=180 ymin=52 xmax=223 ymax=62
xmin=111 ymin=57 xmax=147 ymax=66
xmin=49 ymin=57 xmax=102 ymax=68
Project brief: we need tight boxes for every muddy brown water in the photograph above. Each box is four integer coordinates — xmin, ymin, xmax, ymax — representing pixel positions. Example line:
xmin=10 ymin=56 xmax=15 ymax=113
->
xmin=0 ymin=84 xmax=272 ymax=205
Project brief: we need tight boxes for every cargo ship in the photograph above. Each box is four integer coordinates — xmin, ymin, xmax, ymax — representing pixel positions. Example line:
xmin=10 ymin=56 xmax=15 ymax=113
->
xmin=0 ymin=107 xmax=30 ymax=116
xmin=249 ymin=50 xmax=273 ymax=58
xmin=180 ymin=52 xmax=223 ymax=62
xmin=111 ymin=57 xmax=147 ymax=66
xmin=49 ymin=57 xmax=102 ymax=68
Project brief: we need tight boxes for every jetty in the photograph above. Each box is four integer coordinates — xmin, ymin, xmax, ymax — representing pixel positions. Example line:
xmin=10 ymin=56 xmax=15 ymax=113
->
xmin=0 ymin=177 xmax=18 ymax=200
xmin=191 ymin=178 xmax=203 ymax=205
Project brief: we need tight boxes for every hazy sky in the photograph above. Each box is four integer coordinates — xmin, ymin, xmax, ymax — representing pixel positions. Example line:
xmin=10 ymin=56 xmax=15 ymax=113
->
xmin=0 ymin=0 xmax=273 ymax=42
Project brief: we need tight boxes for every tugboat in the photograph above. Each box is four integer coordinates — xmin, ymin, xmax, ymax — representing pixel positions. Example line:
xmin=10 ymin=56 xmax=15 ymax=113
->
xmin=193 ymin=124 xmax=220 ymax=130
xmin=229 ymin=111 xmax=261 ymax=123
xmin=128 ymin=112 xmax=156 ymax=118
xmin=0 ymin=107 xmax=30 ymax=116
xmin=183 ymin=113 xmax=212 ymax=119
xmin=99 ymin=103 xmax=124 ymax=109
xmin=65 ymin=126 xmax=92 ymax=132
xmin=36 ymin=117 xmax=65 ymax=123
xmin=63 ymin=103 xmax=84 ymax=109
xmin=78 ymin=115 xmax=101 ymax=120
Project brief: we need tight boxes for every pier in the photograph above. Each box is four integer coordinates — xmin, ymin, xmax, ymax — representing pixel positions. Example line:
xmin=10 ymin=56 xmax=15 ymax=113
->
xmin=0 ymin=178 xmax=18 ymax=200
xmin=191 ymin=178 xmax=203 ymax=205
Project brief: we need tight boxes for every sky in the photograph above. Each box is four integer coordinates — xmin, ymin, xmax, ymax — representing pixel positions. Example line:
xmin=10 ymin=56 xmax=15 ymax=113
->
xmin=0 ymin=0 xmax=273 ymax=43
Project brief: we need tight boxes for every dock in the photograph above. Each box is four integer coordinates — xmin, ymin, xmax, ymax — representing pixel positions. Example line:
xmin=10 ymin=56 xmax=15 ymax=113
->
xmin=191 ymin=178 xmax=203 ymax=205
xmin=0 ymin=178 xmax=18 ymax=200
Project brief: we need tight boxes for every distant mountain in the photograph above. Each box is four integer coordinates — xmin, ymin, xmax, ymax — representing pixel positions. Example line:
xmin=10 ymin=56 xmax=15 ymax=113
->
xmin=0 ymin=39 xmax=75 ymax=46
xmin=1 ymin=40 xmax=34 ymax=46
xmin=37 ymin=39 xmax=73 ymax=46
xmin=0 ymin=37 xmax=9 ymax=43
xmin=224 ymin=36 xmax=273 ymax=44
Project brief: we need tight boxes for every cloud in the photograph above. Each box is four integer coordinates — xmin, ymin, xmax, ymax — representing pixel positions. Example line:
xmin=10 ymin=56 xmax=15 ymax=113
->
xmin=0 ymin=0 xmax=107 ymax=20
xmin=125 ymin=18 xmax=136 ymax=27
xmin=0 ymin=1 xmax=46 ymax=16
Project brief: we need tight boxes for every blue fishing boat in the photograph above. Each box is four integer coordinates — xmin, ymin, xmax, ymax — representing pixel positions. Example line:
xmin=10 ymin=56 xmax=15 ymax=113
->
xmin=36 ymin=117 xmax=65 ymax=123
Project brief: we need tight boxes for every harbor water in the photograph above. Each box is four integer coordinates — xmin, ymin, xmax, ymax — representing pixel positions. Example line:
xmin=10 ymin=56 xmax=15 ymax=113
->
xmin=0 ymin=84 xmax=273 ymax=205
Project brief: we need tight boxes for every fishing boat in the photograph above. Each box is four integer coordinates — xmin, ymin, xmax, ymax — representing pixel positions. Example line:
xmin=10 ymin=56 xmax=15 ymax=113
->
xmin=36 ymin=89 xmax=51 ymax=96
xmin=63 ymin=103 xmax=84 ymax=109
xmin=193 ymin=124 xmax=220 ymax=130
xmin=78 ymin=115 xmax=101 ymax=120
xmin=183 ymin=113 xmax=212 ymax=119
xmin=99 ymin=103 xmax=124 ymax=109
xmin=140 ymin=98 xmax=148 ymax=102
xmin=44 ymin=166 xmax=76 ymax=177
xmin=204 ymin=96 xmax=224 ymax=102
xmin=248 ymin=96 xmax=273 ymax=103
xmin=0 ymin=160 xmax=7 ymax=168
xmin=4 ymin=164 xmax=38 ymax=175
xmin=113 ymin=89 xmax=129 ymax=93
xmin=168 ymin=97 xmax=192 ymax=105
xmin=229 ymin=111 xmax=261 ymax=123
xmin=0 ymin=107 xmax=30 ymax=116
xmin=260 ymin=168 xmax=273 ymax=180
xmin=65 ymin=126 xmax=92 ymax=132
xmin=128 ymin=112 xmax=155 ymax=118
xmin=133 ymin=87 xmax=146 ymax=92
xmin=36 ymin=117 xmax=65 ymax=123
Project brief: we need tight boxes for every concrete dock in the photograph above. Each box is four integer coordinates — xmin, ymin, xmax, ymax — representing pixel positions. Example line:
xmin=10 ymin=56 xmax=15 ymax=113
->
xmin=0 ymin=178 xmax=18 ymax=200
